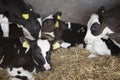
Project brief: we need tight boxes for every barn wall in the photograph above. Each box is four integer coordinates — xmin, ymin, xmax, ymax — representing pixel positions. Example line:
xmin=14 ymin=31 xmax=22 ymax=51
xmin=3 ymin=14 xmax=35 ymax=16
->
xmin=24 ymin=0 xmax=120 ymax=24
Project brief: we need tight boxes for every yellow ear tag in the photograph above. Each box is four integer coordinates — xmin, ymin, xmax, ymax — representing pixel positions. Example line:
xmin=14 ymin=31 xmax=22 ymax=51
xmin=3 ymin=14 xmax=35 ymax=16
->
xmin=22 ymin=14 xmax=29 ymax=20
xmin=23 ymin=41 xmax=30 ymax=49
xmin=53 ymin=42 xmax=60 ymax=49
xmin=57 ymin=15 xmax=61 ymax=20
xmin=55 ymin=21 xmax=59 ymax=28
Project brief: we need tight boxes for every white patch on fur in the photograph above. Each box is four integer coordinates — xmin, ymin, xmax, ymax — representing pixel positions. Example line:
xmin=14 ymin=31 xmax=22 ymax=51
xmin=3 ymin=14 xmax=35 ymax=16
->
xmin=0 ymin=14 xmax=9 ymax=23
xmin=43 ymin=62 xmax=51 ymax=70
xmin=86 ymin=38 xmax=111 ymax=58
xmin=93 ymin=39 xmax=111 ymax=55
xmin=44 ymin=32 xmax=55 ymax=38
xmin=9 ymin=77 xmax=22 ymax=80
xmin=37 ymin=39 xmax=51 ymax=70
xmin=42 ymin=15 xmax=53 ymax=22
xmin=22 ymin=27 xmax=35 ymax=40
xmin=84 ymin=14 xmax=100 ymax=44
xmin=78 ymin=27 xmax=85 ymax=33
xmin=78 ymin=44 xmax=84 ymax=48
xmin=67 ymin=22 xmax=71 ymax=29
xmin=87 ymin=14 xmax=100 ymax=28
xmin=86 ymin=44 xmax=96 ymax=54
xmin=17 ymin=24 xmax=35 ymax=40
xmin=25 ymin=48 xmax=30 ymax=54
xmin=0 ymin=14 xmax=3 ymax=18
xmin=37 ymin=18 xmax=42 ymax=26
xmin=17 ymin=49 xmax=20 ymax=54
xmin=33 ymin=59 xmax=39 ymax=66
xmin=0 ymin=55 xmax=5 ymax=64
xmin=7 ymin=67 xmax=34 ymax=80
xmin=102 ymin=27 xmax=114 ymax=34
xmin=0 ymin=16 xmax=9 ymax=37
xmin=84 ymin=13 xmax=114 ymax=44
xmin=81 ymin=27 xmax=85 ymax=32
xmin=1 ymin=23 xmax=9 ymax=37
xmin=60 ymin=42 xmax=71 ymax=48
xmin=38 ymin=30 xmax=41 ymax=38
xmin=37 ymin=18 xmax=42 ymax=38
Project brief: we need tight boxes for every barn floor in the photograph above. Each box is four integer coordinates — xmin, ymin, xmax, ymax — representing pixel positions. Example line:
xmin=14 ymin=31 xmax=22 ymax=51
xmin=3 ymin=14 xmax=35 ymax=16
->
xmin=0 ymin=47 xmax=120 ymax=80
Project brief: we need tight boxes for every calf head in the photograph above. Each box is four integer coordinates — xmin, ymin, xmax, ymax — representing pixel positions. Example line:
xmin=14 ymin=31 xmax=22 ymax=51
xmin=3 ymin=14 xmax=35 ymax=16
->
xmin=84 ymin=6 xmax=113 ymax=44
xmin=20 ymin=37 xmax=52 ymax=72
xmin=2 ymin=0 xmax=42 ymax=40
xmin=42 ymin=11 xmax=62 ymax=32
xmin=6 ymin=36 xmax=52 ymax=80
xmin=17 ymin=13 xmax=42 ymax=40
xmin=42 ymin=12 xmax=68 ymax=42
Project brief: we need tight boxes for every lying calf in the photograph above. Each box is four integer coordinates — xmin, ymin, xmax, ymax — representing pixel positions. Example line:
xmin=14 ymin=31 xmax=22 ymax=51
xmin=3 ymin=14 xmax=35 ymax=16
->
xmin=42 ymin=12 xmax=87 ymax=49
xmin=84 ymin=6 xmax=120 ymax=44
xmin=86 ymin=34 xmax=120 ymax=58
xmin=61 ymin=22 xmax=87 ymax=48
xmin=0 ymin=36 xmax=52 ymax=80
xmin=42 ymin=11 xmax=67 ymax=42
xmin=0 ymin=0 xmax=42 ymax=40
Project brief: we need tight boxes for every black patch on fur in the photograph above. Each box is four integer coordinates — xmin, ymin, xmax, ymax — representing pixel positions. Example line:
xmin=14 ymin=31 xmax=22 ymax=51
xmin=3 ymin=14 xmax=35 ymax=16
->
xmin=101 ymin=38 xmax=120 ymax=56
xmin=90 ymin=22 xmax=103 ymax=36
xmin=16 ymin=75 xmax=27 ymax=80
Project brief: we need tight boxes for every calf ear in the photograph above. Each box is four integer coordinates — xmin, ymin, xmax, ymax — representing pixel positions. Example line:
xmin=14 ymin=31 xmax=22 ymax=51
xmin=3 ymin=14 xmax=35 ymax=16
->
xmin=97 ymin=6 xmax=105 ymax=14
xmin=27 ymin=3 xmax=34 ymax=11
xmin=19 ymin=37 xmax=30 ymax=49
xmin=53 ymin=11 xmax=62 ymax=27
xmin=53 ymin=11 xmax=62 ymax=20
xmin=97 ymin=6 xmax=105 ymax=24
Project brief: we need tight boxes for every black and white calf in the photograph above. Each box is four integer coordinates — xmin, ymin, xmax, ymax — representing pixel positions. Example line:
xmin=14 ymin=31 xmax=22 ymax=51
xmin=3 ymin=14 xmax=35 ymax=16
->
xmin=86 ymin=35 xmax=120 ymax=58
xmin=84 ymin=6 xmax=120 ymax=44
xmin=84 ymin=6 xmax=120 ymax=57
xmin=42 ymin=12 xmax=87 ymax=48
xmin=60 ymin=22 xmax=87 ymax=48
xmin=0 ymin=37 xmax=52 ymax=80
xmin=0 ymin=0 xmax=42 ymax=40
xmin=42 ymin=12 xmax=67 ymax=42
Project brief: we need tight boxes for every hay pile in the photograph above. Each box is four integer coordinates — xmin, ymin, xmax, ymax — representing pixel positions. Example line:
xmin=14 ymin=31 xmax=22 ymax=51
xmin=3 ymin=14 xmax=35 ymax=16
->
xmin=0 ymin=69 xmax=9 ymax=80
xmin=0 ymin=47 xmax=120 ymax=80
xmin=34 ymin=47 xmax=120 ymax=80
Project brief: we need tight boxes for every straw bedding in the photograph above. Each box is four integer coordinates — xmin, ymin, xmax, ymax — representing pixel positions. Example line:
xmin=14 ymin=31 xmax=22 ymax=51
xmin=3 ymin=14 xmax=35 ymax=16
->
xmin=0 ymin=47 xmax=120 ymax=80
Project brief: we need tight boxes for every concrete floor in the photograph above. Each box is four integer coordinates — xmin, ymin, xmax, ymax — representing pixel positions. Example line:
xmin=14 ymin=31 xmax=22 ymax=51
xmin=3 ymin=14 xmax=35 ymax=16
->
xmin=25 ymin=0 xmax=120 ymax=24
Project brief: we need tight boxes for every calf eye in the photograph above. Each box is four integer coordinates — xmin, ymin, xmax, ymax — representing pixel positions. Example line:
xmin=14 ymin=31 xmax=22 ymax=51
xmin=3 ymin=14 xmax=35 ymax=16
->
xmin=91 ymin=22 xmax=102 ymax=36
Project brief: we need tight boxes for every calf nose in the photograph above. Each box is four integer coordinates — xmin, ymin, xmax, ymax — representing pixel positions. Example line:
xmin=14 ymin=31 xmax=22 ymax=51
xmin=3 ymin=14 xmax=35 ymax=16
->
xmin=44 ymin=63 xmax=51 ymax=70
